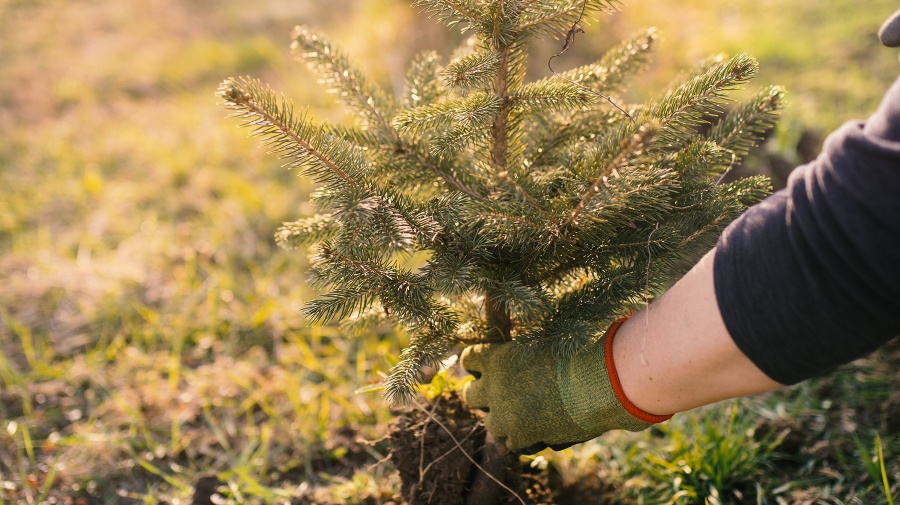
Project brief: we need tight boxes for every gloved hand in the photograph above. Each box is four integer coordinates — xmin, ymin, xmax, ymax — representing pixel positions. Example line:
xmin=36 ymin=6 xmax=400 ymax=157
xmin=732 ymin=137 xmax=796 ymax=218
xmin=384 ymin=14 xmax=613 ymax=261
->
xmin=460 ymin=316 xmax=672 ymax=454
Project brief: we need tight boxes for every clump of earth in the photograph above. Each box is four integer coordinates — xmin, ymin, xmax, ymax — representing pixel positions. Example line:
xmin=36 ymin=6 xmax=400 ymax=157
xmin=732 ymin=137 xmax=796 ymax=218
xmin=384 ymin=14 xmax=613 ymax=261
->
xmin=388 ymin=392 xmax=626 ymax=505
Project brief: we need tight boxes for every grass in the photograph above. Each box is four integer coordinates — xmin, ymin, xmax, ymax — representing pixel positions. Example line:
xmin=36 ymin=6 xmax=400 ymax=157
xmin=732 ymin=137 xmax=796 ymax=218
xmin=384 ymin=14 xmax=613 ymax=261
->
xmin=0 ymin=0 xmax=898 ymax=503
xmin=636 ymin=404 xmax=783 ymax=503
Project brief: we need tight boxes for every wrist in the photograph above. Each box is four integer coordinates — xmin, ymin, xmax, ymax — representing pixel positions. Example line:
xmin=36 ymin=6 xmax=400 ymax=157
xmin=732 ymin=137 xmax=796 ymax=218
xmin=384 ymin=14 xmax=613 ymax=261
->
xmin=603 ymin=316 xmax=673 ymax=423
xmin=557 ymin=315 xmax=671 ymax=437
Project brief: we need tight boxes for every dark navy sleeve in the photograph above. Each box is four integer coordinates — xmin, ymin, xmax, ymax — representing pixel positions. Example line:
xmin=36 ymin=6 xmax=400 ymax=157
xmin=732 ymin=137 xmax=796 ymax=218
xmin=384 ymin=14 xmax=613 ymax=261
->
xmin=713 ymin=75 xmax=900 ymax=385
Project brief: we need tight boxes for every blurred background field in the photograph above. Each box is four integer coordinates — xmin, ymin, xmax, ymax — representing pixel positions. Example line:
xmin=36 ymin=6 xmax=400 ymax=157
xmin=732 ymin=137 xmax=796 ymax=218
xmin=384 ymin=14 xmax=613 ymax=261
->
xmin=1 ymin=0 xmax=898 ymax=503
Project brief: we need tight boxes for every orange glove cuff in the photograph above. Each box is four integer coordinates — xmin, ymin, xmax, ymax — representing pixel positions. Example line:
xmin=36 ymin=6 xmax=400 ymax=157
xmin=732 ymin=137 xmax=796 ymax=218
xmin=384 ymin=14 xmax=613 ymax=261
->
xmin=604 ymin=315 xmax=673 ymax=424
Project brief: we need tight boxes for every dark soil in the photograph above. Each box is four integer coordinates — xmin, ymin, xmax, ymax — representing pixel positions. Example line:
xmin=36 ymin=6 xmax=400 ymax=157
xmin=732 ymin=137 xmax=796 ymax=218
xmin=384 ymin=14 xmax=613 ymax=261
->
xmin=192 ymin=475 xmax=226 ymax=505
xmin=550 ymin=471 xmax=629 ymax=505
xmin=389 ymin=391 xmax=503 ymax=505
xmin=387 ymin=392 xmax=629 ymax=505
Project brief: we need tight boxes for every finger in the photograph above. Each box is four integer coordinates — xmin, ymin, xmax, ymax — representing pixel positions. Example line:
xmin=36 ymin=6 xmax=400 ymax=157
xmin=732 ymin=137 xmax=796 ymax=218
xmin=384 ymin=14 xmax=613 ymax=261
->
xmin=504 ymin=430 xmax=541 ymax=454
xmin=491 ymin=434 xmax=510 ymax=453
xmin=513 ymin=439 xmax=580 ymax=454
xmin=513 ymin=441 xmax=548 ymax=456
xmin=462 ymin=376 xmax=489 ymax=410
xmin=482 ymin=412 xmax=508 ymax=439
xmin=548 ymin=441 xmax=577 ymax=451
xmin=459 ymin=344 xmax=489 ymax=377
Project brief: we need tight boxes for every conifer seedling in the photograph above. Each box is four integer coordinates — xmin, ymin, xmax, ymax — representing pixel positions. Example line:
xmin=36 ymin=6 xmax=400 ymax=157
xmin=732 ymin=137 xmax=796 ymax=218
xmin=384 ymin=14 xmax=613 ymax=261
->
xmin=217 ymin=0 xmax=783 ymax=406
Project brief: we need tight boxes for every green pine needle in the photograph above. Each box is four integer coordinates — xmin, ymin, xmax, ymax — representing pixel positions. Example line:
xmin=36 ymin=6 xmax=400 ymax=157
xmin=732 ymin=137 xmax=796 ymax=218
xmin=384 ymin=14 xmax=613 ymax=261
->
xmin=392 ymin=92 xmax=501 ymax=134
xmin=216 ymin=77 xmax=367 ymax=190
xmin=404 ymin=51 xmax=444 ymax=108
xmin=384 ymin=332 xmax=452 ymax=404
xmin=292 ymin=26 xmax=396 ymax=136
xmin=513 ymin=79 xmax=597 ymax=113
xmin=275 ymin=214 xmax=338 ymax=250
xmin=412 ymin=0 xmax=484 ymax=31
xmin=442 ymin=49 xmax=500 ymax=91
xmin=552 ymin=28 xmax=657 ymax=93
xmin=517 ymin=0 xmax=620 ymax=40
xmin=652 ymin=53 xmax=759 ymax=149
xmin=709 ymin=85 xmax=785 ymax=159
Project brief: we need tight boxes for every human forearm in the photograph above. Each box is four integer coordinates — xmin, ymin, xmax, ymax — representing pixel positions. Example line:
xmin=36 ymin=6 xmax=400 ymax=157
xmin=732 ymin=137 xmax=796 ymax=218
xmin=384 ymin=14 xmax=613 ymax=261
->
xmin=613 ymin=248 xmax=781 ymax=416
xmin=615 ymin=75 xmax=900 ymax=416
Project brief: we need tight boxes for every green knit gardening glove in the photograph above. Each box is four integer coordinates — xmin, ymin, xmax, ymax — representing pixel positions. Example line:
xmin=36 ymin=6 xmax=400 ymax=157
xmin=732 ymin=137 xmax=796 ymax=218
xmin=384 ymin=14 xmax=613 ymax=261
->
xmin=460 ymin=316 xmax=672 ymax=454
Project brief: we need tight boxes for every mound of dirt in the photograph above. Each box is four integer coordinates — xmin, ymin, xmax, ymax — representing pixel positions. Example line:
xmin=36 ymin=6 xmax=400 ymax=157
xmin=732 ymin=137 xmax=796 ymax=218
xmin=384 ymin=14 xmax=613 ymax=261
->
xmin=387 ymin=392 xmax=631 ymax=505
xmin=388 ymin=392 xmax=554 ymax=505
xmin=390 ymin=391 xmax=493 ymax=504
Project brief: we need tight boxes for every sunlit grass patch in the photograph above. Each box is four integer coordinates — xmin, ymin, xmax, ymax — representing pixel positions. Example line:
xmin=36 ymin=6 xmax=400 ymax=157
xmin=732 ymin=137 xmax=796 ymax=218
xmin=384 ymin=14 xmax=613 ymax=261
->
xmin=0 ymin=308 xmax=399 ymax=502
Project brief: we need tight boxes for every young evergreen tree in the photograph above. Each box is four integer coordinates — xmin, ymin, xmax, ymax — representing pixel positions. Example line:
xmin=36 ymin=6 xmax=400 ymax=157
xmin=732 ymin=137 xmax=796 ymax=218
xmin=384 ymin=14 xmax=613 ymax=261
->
xmin=218 ymin=0 xmax=782 ymax=405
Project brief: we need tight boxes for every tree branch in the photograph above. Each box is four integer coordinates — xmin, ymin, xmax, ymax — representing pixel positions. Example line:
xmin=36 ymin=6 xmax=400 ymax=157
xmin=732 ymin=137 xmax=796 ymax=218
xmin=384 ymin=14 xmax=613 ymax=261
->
xmin=564 ymin=125 xmax=652 ymax=229
xmin=220 ymin=83 xmax=360 ymax=188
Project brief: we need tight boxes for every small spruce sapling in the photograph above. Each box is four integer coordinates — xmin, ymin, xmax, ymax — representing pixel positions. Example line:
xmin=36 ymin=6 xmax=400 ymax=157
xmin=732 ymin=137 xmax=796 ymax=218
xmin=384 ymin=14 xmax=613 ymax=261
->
xmin=217 ymin=0 xmax=783 ymax=405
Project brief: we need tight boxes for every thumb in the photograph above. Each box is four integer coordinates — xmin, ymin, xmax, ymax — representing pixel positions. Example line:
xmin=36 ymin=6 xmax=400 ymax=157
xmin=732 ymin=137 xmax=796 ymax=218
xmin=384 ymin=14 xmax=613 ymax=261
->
xmin=462 ymin=376 xmax=490 ymax=410
xmin=459 ymin=344 xmax=489 ymax=378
